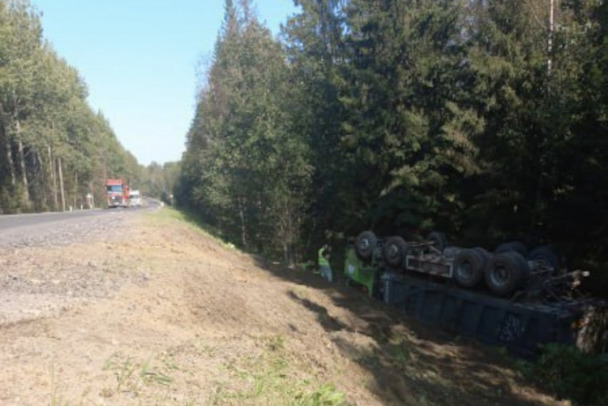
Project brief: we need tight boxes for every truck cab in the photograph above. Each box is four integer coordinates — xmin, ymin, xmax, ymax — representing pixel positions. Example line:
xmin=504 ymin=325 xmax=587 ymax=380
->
xmin=105 ymin=179 xmax=130 ymax=208
xmin=129 ymin=190 xmax=142 ymax=207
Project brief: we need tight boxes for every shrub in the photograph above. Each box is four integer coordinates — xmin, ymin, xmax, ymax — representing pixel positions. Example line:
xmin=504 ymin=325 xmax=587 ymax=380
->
xmin=518 ymin=344 xmax=608 ymax=406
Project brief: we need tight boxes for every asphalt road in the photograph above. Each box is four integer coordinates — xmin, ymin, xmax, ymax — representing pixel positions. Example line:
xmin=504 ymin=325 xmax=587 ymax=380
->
xmin=0 ymin=199 xmax=162 ymax=232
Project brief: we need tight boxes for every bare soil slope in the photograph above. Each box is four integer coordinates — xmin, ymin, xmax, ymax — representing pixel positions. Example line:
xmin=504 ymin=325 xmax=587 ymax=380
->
xmin=0 ymin=209 xmax=569 ymax=405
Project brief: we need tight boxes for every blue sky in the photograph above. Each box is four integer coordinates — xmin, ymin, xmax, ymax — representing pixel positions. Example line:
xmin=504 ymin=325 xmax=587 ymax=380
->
xmin=31 ymin=0 xmax=298 ymax=166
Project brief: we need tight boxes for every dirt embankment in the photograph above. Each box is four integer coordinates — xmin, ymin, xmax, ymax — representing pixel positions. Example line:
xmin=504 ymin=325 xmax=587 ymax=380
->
xmin=0 ymin=209 xmax=570 ymax=405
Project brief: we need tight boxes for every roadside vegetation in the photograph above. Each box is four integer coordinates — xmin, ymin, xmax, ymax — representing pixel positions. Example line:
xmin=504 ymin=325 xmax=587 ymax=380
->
xmin=517 ymin=344 xmax=608 ymax=406
xmin=178 ymin=0 xmax=608 ymax=297
xmin=0 ymin=0 xmax=134 ymax=212
xmin=0 ymin=0 xmax=180 ymax=213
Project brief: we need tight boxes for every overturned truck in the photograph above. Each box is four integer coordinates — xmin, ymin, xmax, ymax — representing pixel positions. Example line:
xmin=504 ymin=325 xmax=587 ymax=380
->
xmin=344 ymin=231 xmax=608 ymax=356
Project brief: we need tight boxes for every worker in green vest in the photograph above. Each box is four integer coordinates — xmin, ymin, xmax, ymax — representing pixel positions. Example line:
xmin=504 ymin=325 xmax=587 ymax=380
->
xmin=318 ymin=244 xmax=333 ymax=282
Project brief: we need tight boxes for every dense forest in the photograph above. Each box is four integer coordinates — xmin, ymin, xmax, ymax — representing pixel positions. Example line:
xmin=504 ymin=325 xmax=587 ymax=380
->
xmin=0 ymin=0 xmax=177 ymax=212
xmin=179 ymin=0 xmax=608 ymax=291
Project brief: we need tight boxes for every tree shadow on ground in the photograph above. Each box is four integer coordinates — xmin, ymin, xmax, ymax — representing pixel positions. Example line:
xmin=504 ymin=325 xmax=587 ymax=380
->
xmin=287 ymin=290 xmax=352 ymax=333
xmin=252 ymin=256 xmax=560 ymax=406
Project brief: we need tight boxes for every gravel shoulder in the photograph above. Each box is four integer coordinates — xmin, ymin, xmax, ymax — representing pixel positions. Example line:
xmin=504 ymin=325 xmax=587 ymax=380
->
xmin=0 ymin=208 xmax=569 ymax=405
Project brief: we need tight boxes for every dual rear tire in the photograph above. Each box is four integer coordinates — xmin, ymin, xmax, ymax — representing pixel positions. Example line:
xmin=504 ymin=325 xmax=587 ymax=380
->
xmin=453 ymin=248 xmax=490 ymax=289
xmin=355 ymin=231 xmax=411 ymax=269
xmin=485 ymin=252 xmax=530 ymax=296
xmin=454 ymin=248 xmax=529 ymax=296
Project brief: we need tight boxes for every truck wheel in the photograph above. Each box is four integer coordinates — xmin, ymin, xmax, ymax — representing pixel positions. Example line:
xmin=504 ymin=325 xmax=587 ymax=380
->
xmin=355 ymin=231 xmax=377 ymax=260
xmin=527 ymin=246 xmax=560 ymax=276
xmin=382 ymin=236 xmax=409 ymax=269
xmin=485 ymin=252 xmax=527 ymax=296
xmin=453 ymin=249 xmax=485 ymax=288
xmin=427 ymin=231 xmax=447 ymax=253
xmin=494 ymin=241 xmax=528 ymax=257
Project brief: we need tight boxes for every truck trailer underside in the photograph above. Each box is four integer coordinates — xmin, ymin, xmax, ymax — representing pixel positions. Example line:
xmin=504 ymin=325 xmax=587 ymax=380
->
xmin=344 ymin=232 xmax=608 ymax=356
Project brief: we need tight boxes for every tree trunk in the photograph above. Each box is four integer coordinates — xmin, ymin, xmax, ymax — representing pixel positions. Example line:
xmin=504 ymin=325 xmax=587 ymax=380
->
xmin=279 ymin=200 xmax=296 ymax=266
xmin=3 ymin=137 xmax=16 ymax=186
xmin=15 ymin=120 xmax=31 ymax=205
xmin=16 ymin=128 xmax=31 ymax=206
xmin=88 ymin=180 xmax=95 ymax=209
xmin=73 ymin=171 xmax=78 ymax=209
xmin=238 ymin=195 xmax=248 ymax=248
xmin=0 ymin=102 xmax=16 ymax=187
xmin=547 ymin=0 xmax=555 ymax=75
xmin=58 ymin=157 xmax=66 ymax=212
xmin=48 ymin=144 xmax=58 ymax=211
xmin=36 ymin=151 xmax=48 ymax=209
xmin=285 ymin=204 xmax=293 ymax=265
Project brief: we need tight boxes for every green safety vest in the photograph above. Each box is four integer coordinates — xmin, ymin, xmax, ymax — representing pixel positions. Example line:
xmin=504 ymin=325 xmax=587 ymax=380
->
xmin=318 ymin=247 xmax=329 ymax=267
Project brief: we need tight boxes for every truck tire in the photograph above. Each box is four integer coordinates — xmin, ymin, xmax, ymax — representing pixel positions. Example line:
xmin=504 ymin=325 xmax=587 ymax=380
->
xmin=494 ymin=241 xmax=528 ymax=257
xmin=355 ymin=231 xmax=377 ymax=260
xmin=453 ymin=249 xmax=485 ymax=288
xmin=427 ymin=231 xmax=448 ymax=253
xmin=528 ymin=246 xmax=560 ymax=276
xmin=485 ymin=252 xmax=528 ymax=296
xmin=382 ymin=236 xmax=409 ymax=269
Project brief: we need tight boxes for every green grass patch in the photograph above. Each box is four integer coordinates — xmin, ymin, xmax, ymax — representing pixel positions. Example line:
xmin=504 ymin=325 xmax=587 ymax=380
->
xmin=101 ymin=352 xmax=176 ymax=397
xmin=49 ymin=365 xmax=70 ymax=406
xmin=144 ymin=206 xmax=239 ymax=251
xmin=145 ymin=206 xmax=199 ymax=229
xmin=210 ymin=335 xmax=350 ymax=405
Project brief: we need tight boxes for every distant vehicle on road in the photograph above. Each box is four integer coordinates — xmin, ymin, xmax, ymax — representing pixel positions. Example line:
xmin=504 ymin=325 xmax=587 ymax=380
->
xmin=105 ymin=179 xmax=130 ymax=208
xmin=129 ymin=190 xmax=142 ymax=207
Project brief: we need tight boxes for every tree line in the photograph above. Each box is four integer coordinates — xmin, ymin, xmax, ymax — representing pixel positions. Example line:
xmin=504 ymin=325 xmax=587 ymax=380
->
xmin=0 ymin=0 xmax=176 ymax=212
xmin=179 ymin=0 xmax=608 ymax=291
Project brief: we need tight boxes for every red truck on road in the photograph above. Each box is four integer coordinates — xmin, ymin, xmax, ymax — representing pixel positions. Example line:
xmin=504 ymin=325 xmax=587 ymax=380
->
xmin=105 ymin=179 xmax=130 ymax=208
